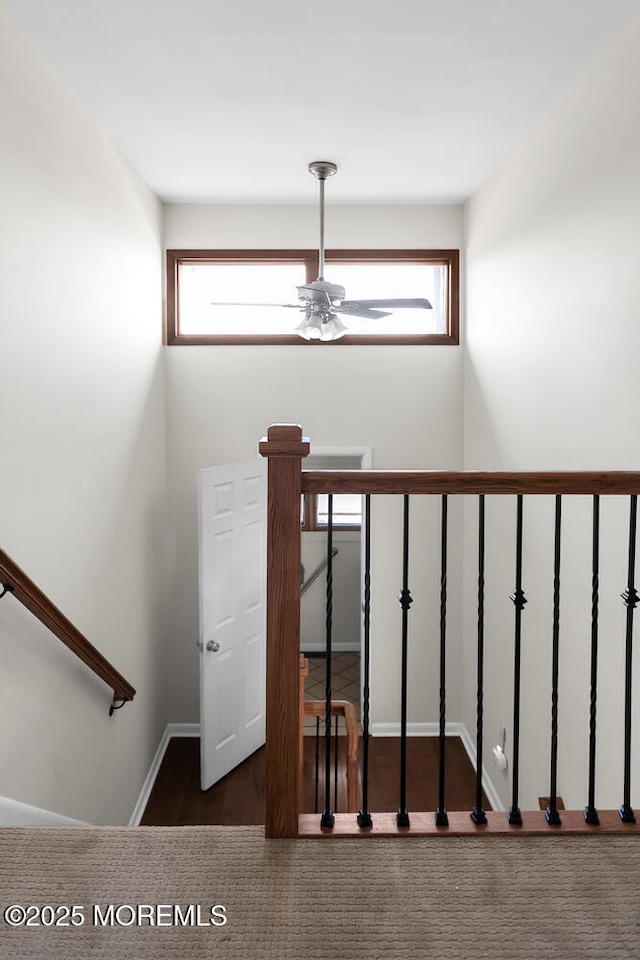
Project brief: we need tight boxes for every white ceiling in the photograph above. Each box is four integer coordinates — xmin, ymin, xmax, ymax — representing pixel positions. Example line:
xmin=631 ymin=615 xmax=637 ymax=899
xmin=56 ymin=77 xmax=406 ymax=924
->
xmin=3 ymin=0 xmax=640 ymax=203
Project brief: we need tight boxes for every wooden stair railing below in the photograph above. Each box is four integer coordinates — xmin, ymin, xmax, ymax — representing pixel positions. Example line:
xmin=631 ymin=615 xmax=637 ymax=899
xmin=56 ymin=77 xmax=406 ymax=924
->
xmin=300 ymin=655 xmax=361 ymax=814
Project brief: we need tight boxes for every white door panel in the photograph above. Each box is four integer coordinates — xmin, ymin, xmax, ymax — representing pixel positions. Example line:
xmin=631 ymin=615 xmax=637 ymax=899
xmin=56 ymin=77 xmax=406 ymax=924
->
xmin=199 ymin=459 xmax=267 ymax=790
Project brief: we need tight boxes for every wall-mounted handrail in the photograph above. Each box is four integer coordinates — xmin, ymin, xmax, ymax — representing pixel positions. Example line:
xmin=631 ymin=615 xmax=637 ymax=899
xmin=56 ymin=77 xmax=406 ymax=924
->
xmin=0 ymin=548 xmax=135 ymax=714
xmin=301 ymin=548 xmax=339 ymax=597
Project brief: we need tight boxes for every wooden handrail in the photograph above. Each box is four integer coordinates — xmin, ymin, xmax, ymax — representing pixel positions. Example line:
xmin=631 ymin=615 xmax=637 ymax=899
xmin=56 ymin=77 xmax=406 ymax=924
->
xmin=302 ymin=470 xmax=640 ymax=496
xmin=0 ymin=548 xmax=135 ymax=713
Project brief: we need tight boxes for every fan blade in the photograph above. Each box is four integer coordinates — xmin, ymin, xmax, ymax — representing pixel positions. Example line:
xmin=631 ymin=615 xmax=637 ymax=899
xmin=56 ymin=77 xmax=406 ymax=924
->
xmin=210 ymin=301 xmax=302 ymax=308
xmin=333 ymin=304 xmax=392 ymax=319
xmin=339 ymin=298 xmax=433 ymax=310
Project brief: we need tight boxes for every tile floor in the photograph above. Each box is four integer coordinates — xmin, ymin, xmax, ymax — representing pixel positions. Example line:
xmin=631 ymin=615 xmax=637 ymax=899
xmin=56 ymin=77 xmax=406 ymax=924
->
xmin=303 ymin=651 xmax=360 ymax=733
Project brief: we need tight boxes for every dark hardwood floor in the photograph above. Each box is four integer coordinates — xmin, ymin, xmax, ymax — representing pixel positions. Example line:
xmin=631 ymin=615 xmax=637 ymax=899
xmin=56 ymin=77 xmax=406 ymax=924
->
xmin=140 ymin=736 xmax=490 ymax=826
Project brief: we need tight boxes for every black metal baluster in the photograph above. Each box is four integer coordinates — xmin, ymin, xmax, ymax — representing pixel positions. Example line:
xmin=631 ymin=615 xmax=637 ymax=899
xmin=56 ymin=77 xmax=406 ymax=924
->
xmin=546 ymin=495 xmax=562 ymax=826
xmin=472 ymin=495 xmax=488 ymax=825
xmin=436 ymin=494 xmax=449 ymax=827
xmin=585 ymin=495 xmax=600 ymax=825
xmin=358 ymin=494 xmax=373 ymax=828
xmin=620 ymin=494 xmax=638 ymax=824
xmin=320 ymin=494 xmax=335 ymax=828
xmin=397 ymin=494 xmax=412 ymax=828
xmin=334 ymin=715 xmax=339 ymax=813
xmin=314 ymin=716 xmax=320 ymax=814
xmin=509 ymin=495 xmax=526 ymax=826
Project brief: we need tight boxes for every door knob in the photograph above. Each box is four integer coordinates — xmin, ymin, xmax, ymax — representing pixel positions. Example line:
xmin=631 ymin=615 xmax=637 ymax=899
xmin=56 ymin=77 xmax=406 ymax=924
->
xmin=197 ymin=639 xmax=221 ymax=652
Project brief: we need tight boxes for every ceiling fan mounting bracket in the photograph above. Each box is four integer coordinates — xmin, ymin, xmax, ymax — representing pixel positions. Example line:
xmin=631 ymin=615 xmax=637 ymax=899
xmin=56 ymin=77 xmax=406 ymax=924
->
xmin=308 ymin=161 xmax=337 ymax=181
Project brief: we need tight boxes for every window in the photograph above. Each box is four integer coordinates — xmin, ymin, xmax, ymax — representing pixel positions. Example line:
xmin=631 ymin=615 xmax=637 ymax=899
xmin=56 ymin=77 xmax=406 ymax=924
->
xmin=166 ymin=249 xmax=459 ymax=345
xmin=302 ymin=493 xmax=362 ymax=531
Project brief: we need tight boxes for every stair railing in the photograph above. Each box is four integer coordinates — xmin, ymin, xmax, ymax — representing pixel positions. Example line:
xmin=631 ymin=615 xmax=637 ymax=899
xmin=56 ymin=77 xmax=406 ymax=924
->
xmin=301 ymin=548 xmax=339 ymax=597
xmin=300 ymin=655 xmax=361 ymax=814
xmin=260 ymin=423 xmax=640 ymax=839
xmin=0 ymin=548 xmax=135 ymax=714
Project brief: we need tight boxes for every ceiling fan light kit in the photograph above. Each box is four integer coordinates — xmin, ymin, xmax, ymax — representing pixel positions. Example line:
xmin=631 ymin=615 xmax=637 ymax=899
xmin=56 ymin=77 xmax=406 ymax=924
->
xmin=211 ymin=160 xmax=433 ymax=341
xmin=294 ymin=309 xmax=347 ymax=341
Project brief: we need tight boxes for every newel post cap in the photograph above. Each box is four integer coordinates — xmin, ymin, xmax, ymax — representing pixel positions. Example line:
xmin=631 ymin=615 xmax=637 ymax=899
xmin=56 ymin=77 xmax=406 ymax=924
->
xmin=259 ymin=424 xmax=311 ymax=458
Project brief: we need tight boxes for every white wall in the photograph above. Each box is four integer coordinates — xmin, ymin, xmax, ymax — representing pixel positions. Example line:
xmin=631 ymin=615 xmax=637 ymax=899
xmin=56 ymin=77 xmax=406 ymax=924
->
xmin=0 ymin=8 xmax=167 ymax=824
xmin=463 ymin=14 xmax=640 ymax=810
xmin=164 ymin=202 xmax=464 ymax=724
xmin=301 ymin=533 xmax=361 ymax=653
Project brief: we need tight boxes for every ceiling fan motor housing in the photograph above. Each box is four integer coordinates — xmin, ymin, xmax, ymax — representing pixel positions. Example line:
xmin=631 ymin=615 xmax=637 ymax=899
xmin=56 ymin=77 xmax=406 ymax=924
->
xmin=297 ymin=279 xmax=345 ymax=306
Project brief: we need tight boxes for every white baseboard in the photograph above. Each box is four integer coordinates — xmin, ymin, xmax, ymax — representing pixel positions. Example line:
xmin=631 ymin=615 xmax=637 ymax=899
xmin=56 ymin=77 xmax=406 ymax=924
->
xmin=369 ymin=721 xmax=504 ymax=812
xmin=370 ymin=721 xmax=456 ymax=738
xmin=129 ymin=723 xmax=200 ymax=826
xmin=301 ymin=642 xmax=360 ymax=653
xmin=0 ymin=795 xmax=87 ymax=827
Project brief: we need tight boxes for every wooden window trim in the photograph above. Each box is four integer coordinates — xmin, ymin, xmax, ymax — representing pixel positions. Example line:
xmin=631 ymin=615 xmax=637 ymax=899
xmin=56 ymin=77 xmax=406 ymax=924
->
xmin=166 ymin=249 xmax=459 ymax=346
xmin=302 ymin=493 xmax=361 ymax=532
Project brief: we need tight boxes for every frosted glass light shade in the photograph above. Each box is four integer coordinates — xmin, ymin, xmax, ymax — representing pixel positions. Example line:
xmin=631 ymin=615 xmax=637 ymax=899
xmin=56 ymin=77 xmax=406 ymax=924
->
xmin=295 ymin=312 xmax=347 ymax=341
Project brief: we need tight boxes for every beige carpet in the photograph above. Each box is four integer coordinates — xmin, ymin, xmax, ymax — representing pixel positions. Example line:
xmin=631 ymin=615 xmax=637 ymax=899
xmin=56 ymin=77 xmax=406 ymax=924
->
xmin=1 ymin=827 xmax=639 ymax=959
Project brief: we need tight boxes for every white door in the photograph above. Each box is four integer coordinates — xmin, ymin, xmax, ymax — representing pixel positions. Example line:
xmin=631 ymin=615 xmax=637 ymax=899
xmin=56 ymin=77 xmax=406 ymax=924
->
xmin=198 ymin=459 xmax=267 ymax=790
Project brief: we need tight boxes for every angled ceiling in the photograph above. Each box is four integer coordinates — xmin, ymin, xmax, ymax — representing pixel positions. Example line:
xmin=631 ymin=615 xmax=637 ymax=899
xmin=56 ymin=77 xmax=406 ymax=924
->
xmin=3 ymin=0 xmax=640 ymax=203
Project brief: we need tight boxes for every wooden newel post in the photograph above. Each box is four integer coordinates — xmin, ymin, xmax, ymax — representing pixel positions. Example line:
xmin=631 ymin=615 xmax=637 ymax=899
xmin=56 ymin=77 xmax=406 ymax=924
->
xmin=259 ymin=424 xmax=310 ymax=838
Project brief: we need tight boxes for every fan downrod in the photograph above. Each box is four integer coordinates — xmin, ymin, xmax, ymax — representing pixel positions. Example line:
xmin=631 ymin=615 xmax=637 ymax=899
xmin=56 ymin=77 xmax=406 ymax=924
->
xmin=308 ymin=161 xmax=337 ymax=181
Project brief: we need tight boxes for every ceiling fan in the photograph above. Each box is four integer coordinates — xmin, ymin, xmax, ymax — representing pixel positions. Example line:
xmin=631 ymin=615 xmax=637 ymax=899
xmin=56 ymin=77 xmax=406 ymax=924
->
xmin=211 ymin=161 xmax=433 ymax=341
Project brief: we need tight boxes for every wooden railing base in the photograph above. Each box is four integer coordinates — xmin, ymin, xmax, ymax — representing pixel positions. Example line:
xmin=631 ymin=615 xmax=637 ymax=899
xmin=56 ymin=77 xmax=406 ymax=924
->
xmin=298 ymin=809 xmax=640 ymax=837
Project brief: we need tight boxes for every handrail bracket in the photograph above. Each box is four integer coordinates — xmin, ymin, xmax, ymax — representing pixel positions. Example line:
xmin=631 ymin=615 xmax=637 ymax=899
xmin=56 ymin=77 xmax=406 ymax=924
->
xmin=109 ymin=697 xmax=128 ymax=717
